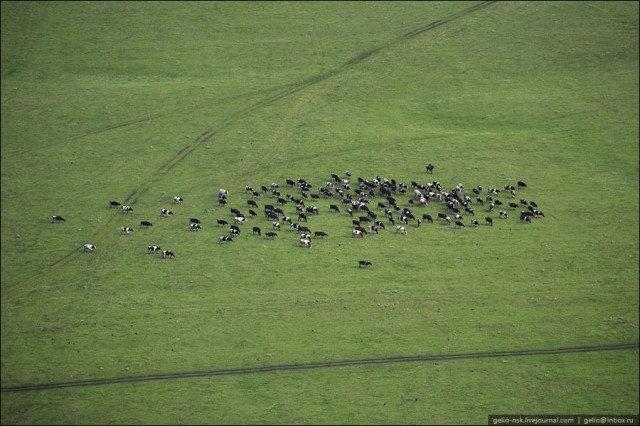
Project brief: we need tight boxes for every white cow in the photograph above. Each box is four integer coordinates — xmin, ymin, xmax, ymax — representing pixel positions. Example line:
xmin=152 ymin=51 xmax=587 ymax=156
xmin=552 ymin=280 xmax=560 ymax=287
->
xmin=82 ymin=244 xmax=96 ymax=252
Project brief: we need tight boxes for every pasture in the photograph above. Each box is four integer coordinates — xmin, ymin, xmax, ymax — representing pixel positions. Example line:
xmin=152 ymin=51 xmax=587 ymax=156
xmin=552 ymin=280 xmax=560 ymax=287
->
xmin=1 ymin=1 xmax=638 ymax=424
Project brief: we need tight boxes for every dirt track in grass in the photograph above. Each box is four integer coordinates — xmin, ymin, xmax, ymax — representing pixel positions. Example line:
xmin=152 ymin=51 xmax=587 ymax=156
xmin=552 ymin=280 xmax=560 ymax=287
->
xmin=2 ymin=342 xmax=637 ymax=393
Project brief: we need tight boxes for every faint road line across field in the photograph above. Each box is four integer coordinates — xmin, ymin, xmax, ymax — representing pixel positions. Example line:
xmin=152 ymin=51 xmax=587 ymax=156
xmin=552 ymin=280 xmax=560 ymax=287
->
xmin=2 ymin=342 xmax=637 ymax=393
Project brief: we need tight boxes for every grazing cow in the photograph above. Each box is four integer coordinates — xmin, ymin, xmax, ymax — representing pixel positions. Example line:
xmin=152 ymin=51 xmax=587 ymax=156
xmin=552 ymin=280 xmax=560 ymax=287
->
xmin=533 ymin=209 xmax=545 ymax=217
xmin=359 ymin=260 xmax=373 ymax=267
xmin=520 ymin=213 xmax=532 ymax=223
xmin=265 ymin=231 xmax=277 ymax=238
xmin=314 ymin=231 xmax=328 ymax=238
xmin=217 ymin=219 xmax=228 ymax=226
xmin=147 ymin=245 xmax=161 ymax=254
xmin=471 ymin=219 xmax=479 ymax=227
xmin=234 ymin=216 xmax=247 ymax=224
xmin=161 ymin=209 xmax=173 ymax=216
xmin=437 ymin=212 xmax=448 ymax=221
xmin=230 ymin=224 xmax=241 ymax=234
xmin=298 ymin=225 xmax=311 ymax=234
xmin=122 ymin=206 xmax=134 ymax=214
xmin=109 ymin=200 xmax=121 ymax=208
xmin=252 ymin=226 xmax=261 ymax=235
xmin=219 ymin=235 xmax=233 ymax=244
xmin=120 ymin=226 xmax=134 ymax=234
xmin=329 ymin=204 xmax=341 ymax=213
xmin=248 ymin=209 xmax=257 ymax=217
xmin=465 ymin=207 xmax=475 ymax=216
xmin=422 ymin=214 xmax=433 ymax=223
xmin=517 ymin=180 xmax=527 ymax=189
xmin=247 ymin=199 xmax=258 ymax=208
xmin=298 ymin=213 xmax=308 ymax=222
xmin=426 ymin=163 xmax=435 ymax=174
xmin=396 ymin=225 xmax=407 ymax=235
xmin=173 ymin=196 xmax=183 ymax=204
xmin=508 ymin=202 xmax=518 ymax=210
xmin=300 ymin=238 xmax=312 ymax=247
xmin=286 ymin=179 xmax=296 ymax=186
xmin=352 ymin=229 xmax=364 ymax=238
xmin=189 ymin=222 xmax=202 ymax=231
xmin=374 ymin=221 xmax=386 ymax=229
xmin=272 ymin=221 xmax=281 ymax=230
xmin=162 ymin=250 xmax=175 ymax=258
xmin=455 ymin=221 xmax=465 ymax=228
xmin=485 ymin=217 xmax=493 ymax=226
xmin=189 ymin=218 xmax=201 ymax=224
xmin=140 ymin=220 xmax=153 ymax=228
xmin=368 ymin=225 xmax=379 ymax=234
xmin=52 ymin=215 xmax=66 ymax=223
xmin=82 ymin=243 xmax=96 ymax=252
xmin=444 ymin=216 xmax=452 ymax=225
xmin=219 ymin=189 xmax=229 ymax=197
xmin=499 ymin=210 xmax=508 ymax=219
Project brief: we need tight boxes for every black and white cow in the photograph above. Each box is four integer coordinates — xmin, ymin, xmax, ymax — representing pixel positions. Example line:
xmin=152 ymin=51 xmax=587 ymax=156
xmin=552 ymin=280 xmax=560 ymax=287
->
xmin=300 ymin=238 xmax=312 ymax=247
xmin=140 ymin=220 xmax=153 ymax=228
xmin=120 ymin=226 xmax=134 ymax=234
xmin=234 ymin=216 xmax=247 ymax=224
xmin=122 ymin=206 xmax=134 ymax=214
xmin=352 ymin=229 xmax=364 ymax=238
xmin=148 ymin=245 xmax=161 ymax=254
xmin=162 ymin=250 xmax=175 ymax=258
xmin=219 ymin=236 xmax=233 ymax=243
xmin=189 ymin=218 xmax=201 ymax=225
xmin=471 ymin=219 xmax=480 ymax=227
xmin=173 ymin=196 xmax=184 ymax=204
xmin=52 ymin=215 xmax=66 ymax=223
xmin=82 ymin=243 xmax=96 ymax=252
xmin=499 ymin=210 xmax=508 ymax=219
xmin=189 ymin=222 xmax=202 ymax=231
xmin=396 ymin=225 xmax=407 ymax=235
xmin=359 ymin=260 xmax=373 ymax=267
xmin=161 ymin=209 xmax=173 ymax=217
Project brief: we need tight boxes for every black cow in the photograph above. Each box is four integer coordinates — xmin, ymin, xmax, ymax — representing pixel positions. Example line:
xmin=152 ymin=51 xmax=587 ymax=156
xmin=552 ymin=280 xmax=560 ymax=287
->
xmin=314 ymin=231 xmax=328 ymax=238
xmin=52 ymin=215 xmax=66 ymax=223
xmin=217 ymin=219 xmax=228 ymax=226
xmin=252 ymin=226 xmax=261 ymax=235
xmin=140 ymin=220 xmax=153 ymax=228
xmin=485 ymin=217 xmax=493 ymax=226
xmin=455 ymin=221 xmax=465 ymax=228
xmin=109 ymin=200 xmax=121 ymax=208
xmin=265 ymin=231 xmax=278 ymax=238
xmin=359 ymin=260 xmax=373 ymax=267
xmin=298 ymin=226 xmax=311 ymax=234
xmin=517 ymin=181 xmax=527 ymax=189
xmin=189 ymin=218 xmax=201 ymax=224
xmin=329 ymin=204 xmax=340 ymax=213
xmin=422 ymin=214 xmax=433 ymax=223
xmin=437 ymin=212 xmax=448 ymax=221
xmin=248 ymin=200 xmax=258 ymax=208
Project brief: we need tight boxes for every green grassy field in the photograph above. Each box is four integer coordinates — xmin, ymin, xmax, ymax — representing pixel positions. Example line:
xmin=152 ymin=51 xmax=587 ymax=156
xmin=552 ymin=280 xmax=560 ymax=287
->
xmin=2 ymin=1 xmax=638 ymax=424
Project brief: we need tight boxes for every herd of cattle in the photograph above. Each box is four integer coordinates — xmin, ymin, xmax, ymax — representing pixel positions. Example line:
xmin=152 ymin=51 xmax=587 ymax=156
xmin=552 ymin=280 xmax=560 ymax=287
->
xmin=52 ymin=164 xmax=544 ymax=267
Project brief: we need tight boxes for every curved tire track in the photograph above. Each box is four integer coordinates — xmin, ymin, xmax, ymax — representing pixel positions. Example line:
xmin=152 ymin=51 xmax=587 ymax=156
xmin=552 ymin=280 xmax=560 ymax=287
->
xmin=4 ymin=2 xmax=496 ymax=293
xmin=2 ymin=342 xmax=637 ymax=393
